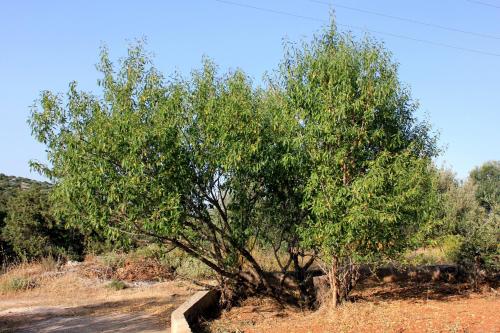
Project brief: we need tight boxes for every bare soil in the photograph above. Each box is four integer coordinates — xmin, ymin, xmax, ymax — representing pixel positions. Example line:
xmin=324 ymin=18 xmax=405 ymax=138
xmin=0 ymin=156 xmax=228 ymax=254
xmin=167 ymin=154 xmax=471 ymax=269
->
xmin=208 ymin=279 xmax=500 ymax=333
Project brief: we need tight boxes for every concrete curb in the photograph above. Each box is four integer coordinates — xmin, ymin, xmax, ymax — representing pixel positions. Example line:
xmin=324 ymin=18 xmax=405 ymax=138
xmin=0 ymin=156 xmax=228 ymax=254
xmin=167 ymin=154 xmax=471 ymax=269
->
xmin=171 ymin=289 xmax=219 ymax=333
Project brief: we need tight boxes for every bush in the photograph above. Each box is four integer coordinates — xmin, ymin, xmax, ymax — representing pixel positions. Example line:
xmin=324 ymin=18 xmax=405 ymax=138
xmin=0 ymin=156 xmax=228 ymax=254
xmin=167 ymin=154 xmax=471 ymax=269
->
xmin=107 ymin=279 xmax=127 ymax=290
xmin=456 ymin=206 xmax=499 ymax=281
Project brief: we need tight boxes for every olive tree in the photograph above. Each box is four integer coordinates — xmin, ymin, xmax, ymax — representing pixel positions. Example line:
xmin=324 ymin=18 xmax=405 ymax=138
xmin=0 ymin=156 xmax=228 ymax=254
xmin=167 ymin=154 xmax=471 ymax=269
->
xmin=432 ymin=166 xmax=499 ymax=284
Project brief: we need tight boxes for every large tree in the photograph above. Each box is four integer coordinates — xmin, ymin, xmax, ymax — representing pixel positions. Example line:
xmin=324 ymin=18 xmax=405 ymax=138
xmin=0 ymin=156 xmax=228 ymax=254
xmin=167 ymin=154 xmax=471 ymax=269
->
xmin=29 ymin=22 xmax=438 ymax=305
xmin=30 ymin=45 xmax=291 ymax=300
xmin=275 ymin=24 xmax=438 ymax=305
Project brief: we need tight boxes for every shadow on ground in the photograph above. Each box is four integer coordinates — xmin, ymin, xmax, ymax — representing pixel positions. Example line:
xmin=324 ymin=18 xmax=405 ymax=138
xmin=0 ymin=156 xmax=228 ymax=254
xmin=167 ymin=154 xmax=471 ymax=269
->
xmin=351 ymin=279 xmax=498 ymax=303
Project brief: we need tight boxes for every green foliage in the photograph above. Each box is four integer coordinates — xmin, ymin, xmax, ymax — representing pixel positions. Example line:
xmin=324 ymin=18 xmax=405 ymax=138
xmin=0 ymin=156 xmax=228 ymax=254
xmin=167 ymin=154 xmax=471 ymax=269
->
xmin=28 ymin=21 xmax=438 ymax=301
xmin=430 ymin=166 xmax=499 ymax=277
xmin=2 ymin=185 xmax=84 ymax=261
xmin=469 ymin=160 xmax=500 ymax=212
xmin=28 ymin=41 xmax=282 ymax=289
xmin=278 ymin=24 xmax=438 ymax=262
xmin=0 ymin=174 xmax=51 ymax=262
xmin=107 ymin=279 xmax=127 ymax=290
xmin=456 ymin=204 xmax=499 ymax=274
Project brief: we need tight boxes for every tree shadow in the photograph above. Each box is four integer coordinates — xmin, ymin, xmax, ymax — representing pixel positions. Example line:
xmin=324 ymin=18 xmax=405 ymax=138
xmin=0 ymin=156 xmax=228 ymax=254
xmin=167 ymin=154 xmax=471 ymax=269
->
xmin=350 ymin=278 xmax=497 ymax=303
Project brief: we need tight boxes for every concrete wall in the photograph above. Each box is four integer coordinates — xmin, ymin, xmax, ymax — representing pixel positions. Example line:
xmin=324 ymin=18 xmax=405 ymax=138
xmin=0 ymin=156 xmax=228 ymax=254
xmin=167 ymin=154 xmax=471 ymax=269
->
xmin=171 ymin=289 xmax=219 ymax=333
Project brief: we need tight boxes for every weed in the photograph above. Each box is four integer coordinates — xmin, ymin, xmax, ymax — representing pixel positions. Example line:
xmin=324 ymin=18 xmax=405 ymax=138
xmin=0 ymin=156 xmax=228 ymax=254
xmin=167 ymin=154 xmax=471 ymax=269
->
xmin=107 ymin=279 xmax=127 ymax=290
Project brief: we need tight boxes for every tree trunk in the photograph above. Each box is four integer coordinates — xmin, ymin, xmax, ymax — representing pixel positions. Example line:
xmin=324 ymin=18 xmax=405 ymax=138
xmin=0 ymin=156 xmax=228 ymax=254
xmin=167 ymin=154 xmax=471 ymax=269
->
xmin=325 ymin=256 xmax=360 ymax=308
xmin=328 ymin=257 xmax=340 ymax=307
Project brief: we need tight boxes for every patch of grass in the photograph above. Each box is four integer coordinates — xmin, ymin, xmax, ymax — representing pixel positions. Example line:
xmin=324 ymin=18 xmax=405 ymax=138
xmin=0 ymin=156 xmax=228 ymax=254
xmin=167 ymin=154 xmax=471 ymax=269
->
xmin=438 ymin=234 xmax=463 ymax=263
xmin=133 ymin=245 xmax=214 ymax=279
xmin=251 ymin=246 xmax=289 ymax=272
xmin=0 ymin=276 xmax=38 ymax=292
xmin=107 ymin=279 xmax=127 ymax=290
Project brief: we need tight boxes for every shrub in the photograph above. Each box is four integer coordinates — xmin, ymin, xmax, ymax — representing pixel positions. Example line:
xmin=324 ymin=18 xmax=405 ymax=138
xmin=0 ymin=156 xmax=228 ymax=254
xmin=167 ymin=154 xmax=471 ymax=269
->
xmin=107 ymin=279 xmax=127 ymax=290
xmin=456 ymin=205 xmax=499 ymax=284
xmin=439 ymin=235 xmax=463 ymax=263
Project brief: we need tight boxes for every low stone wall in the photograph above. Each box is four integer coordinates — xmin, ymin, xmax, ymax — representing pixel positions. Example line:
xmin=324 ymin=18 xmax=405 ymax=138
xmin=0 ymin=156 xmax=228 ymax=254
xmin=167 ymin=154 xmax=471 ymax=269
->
xmin=171 ymin=289 xmax=219 ymax=333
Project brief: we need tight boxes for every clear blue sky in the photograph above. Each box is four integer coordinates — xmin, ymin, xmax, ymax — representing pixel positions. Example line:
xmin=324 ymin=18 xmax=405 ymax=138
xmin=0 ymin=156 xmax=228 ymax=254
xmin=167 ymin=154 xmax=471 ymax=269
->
xmin=1 ymin=0 xmax=499 ymax=180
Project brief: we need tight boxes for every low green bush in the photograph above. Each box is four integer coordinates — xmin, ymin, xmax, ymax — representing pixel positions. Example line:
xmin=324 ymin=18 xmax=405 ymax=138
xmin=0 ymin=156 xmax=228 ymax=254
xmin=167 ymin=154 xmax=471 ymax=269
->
xmin=107 ymin=279 xmax=127 ymax=290
xmin=439 ymin=235 xmax=463 ymax=263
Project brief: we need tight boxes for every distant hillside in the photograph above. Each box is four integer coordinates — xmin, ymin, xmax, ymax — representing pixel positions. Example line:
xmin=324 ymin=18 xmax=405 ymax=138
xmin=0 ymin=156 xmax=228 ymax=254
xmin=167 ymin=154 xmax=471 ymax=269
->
xmin=0 ymin=173 xmax=51 ymax=211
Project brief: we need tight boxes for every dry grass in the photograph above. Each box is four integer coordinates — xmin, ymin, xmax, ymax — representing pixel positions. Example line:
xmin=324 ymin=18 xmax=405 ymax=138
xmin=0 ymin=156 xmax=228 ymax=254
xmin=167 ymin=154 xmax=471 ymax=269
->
xmin=0 ymin=268 xmax=195 ymax=311
xmin=0 ymin=256 xmax=201 ymax=307
xmin=208 ymin=279 xmax=500 ymax=333
xmin=0 ymin=259 xmax=202 ymax=332
xmin=0 ymin=257 xmax=62 ymax=294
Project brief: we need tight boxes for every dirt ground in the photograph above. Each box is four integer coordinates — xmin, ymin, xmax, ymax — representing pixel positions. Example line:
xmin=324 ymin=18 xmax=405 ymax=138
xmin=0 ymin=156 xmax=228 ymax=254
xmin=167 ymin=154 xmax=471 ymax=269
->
xmin=208 ymin=280 xmax=500 ymax=333
xmin=2 ymin=261 xmax=499 ymax=333
xmin=0 ymin=262 xmax=200 ymax=333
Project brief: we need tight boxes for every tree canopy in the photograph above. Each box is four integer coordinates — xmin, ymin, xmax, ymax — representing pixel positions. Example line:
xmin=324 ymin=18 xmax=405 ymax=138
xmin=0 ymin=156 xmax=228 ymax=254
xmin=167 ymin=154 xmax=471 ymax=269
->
xmin=29 ymin=22 xmax=438 ymax=304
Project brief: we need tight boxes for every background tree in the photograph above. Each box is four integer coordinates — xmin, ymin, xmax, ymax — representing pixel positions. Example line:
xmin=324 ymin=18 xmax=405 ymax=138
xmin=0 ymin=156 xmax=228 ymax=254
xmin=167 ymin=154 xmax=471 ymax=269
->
xmin=430 ymin=165 xmax=499 ymax=285
xmin=0 ymin=174 xmax=52 ymax=263
xmin=469 ymin=160 xmax=500 ymax=212
xmin=2 ymin=184 xmax=84 ymax=260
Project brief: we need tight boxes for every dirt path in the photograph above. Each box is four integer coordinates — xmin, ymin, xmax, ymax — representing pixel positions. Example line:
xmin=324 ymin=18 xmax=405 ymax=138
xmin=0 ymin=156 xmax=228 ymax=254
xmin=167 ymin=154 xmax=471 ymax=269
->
xmin=1 ymin=306 xmax=167 ymax=333
xmin=0 ymin=275 xmax=197 ymax=333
